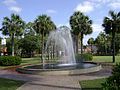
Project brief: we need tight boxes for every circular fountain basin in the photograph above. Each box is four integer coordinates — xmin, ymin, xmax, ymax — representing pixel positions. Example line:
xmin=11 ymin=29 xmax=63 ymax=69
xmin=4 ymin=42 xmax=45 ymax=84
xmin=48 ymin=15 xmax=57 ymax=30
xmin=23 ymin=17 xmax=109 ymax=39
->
xmin=17 ymin=62 xmax=102 ymax=75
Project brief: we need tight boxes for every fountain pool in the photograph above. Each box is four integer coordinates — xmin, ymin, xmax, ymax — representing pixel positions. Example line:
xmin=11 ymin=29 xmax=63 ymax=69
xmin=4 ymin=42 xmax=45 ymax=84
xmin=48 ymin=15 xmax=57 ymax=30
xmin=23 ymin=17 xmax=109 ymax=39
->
xmin=17 ymin=26 xmax=101 ymax=75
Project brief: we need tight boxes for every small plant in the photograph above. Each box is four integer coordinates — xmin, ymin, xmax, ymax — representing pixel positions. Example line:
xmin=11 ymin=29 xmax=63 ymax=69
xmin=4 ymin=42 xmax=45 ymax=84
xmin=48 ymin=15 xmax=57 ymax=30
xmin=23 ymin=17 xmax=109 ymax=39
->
xmin=102 ymin=63 xmax=120 ymax=90
xmin=76 ymin=53 xmax=93 ymax=62
xmin=0 ymin=56 xmax=22 ymax=66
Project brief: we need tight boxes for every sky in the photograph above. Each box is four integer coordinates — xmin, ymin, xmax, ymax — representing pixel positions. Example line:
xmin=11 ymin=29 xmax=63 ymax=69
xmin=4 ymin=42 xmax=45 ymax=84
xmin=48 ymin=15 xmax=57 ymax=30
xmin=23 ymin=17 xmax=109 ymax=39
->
xmin=0 ymin=0 xmax=120 ymax=45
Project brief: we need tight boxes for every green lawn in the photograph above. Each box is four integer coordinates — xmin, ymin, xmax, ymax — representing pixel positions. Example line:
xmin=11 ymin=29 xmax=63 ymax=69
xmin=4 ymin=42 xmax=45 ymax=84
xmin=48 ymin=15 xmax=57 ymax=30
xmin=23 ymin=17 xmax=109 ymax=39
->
xmin=21 ymin=57 xmax=40 ymax=65
xmin=0 ymin=78 xmax=25 ymax=90
xmin=93 ymin=56 xmax=120 ymax=63
xmin=0 ymin=55 xmax=120 ymax=69
xmin=80 ymin=78 xmax=106 ymax=90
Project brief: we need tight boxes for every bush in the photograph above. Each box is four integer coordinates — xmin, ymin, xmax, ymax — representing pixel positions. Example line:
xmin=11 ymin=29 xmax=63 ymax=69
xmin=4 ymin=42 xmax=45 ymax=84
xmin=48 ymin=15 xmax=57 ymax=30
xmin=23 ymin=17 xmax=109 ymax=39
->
xmin=75 ymin=53 xmax=93 ymax=62
xmin=102 ymin=63 xmax=120 ymax=90
xmin=0 ymin=56 xmax=22 ymax=66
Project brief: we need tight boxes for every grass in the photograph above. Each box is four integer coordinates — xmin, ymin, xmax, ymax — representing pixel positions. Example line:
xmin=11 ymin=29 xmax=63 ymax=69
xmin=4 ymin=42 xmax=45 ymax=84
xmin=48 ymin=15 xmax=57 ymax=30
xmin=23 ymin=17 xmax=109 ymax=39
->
xmin=0 ymin=78 xmax=25 ymax=90
xmin=0 ymin=55 xmax=120 ymax=69
xmin=80 ymin=78 xmax=106 ymax=90
xmin=21 ymin=57 xmax=40 ymax=65
xmin=93 ymin=56 xmax=120 ymax=63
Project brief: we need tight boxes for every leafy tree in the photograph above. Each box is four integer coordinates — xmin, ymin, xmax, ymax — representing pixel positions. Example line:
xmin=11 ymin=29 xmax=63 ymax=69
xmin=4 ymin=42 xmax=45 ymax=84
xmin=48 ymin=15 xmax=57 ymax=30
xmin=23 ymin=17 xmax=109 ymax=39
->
xmin=33 ymin=15 xmax=56 ymax=60
xmin=6 ymin=37 xmax=20 ymax=56
xmin=102 ymin=11 xmax=120 ymax=62
xmin=95 ymin=32 xmax=108 ymax=55
xmin=70 ymin=11 xmax=92 ymax=54
xmin=1 ymin=14 xmax=25 ymax=56
xmin=87 ymin=37 xmax=94 ymax=54
xmin=18 ymin=35 xmax=39 ymax=57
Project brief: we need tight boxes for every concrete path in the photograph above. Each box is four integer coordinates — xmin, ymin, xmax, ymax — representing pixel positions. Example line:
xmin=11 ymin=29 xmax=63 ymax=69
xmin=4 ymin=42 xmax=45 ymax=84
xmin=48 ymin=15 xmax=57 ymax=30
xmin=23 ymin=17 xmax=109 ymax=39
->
xmin=0 ymin=66 xmax=111 ymax=90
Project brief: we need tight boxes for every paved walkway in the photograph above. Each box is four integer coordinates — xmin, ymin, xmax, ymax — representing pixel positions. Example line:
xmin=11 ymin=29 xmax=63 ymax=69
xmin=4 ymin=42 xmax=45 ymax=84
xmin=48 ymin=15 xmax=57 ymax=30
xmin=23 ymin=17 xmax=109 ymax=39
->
xmin=0 ymin=66 xmax=111 ymax=90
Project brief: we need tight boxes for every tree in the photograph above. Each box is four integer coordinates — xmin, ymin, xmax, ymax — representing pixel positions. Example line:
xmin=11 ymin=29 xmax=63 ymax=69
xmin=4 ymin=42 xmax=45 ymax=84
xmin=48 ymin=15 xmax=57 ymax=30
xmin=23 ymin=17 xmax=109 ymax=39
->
xmin=24 ymin=22 xmax=36 ymax=36
xmin=95 ymin=32 xmax=108 ymax=55
xmin=102 ymin=11 xmax=120 ymax=63
xmin=87 ymin=37 xmax=94 ymax=54
xmin=1 ymin=13 xmax=25 ymax=56
xmin=33 ymin=15 xmax=56 ymax=60
xmin=70 ymin=11 xmax=92 ymax=54
xmin=18 ymin=35 xmax=39 ymax=57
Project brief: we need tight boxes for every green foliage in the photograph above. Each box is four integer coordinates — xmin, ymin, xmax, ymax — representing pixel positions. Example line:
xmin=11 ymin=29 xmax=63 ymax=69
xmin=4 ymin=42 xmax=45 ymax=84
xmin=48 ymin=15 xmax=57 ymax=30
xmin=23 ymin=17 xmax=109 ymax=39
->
xmin=69 ymin=11 xmax=92 ymax=54
xmin=18 ymin=35 xmax=39 ymax=57
xmin=87 ymin=37 xmax=94 ymax=45
xmin=102 ymin=10 xmax=120 ymax=62
xmin=102 ymin=63 xmax=120 ymax=90
xmin=0 ymin=56 xmax=22 ymax=66
xmin=76 ymin=53 xmax=93 ymax=62
xmin=34 ymin=14 xmax=56 ymax=35
xmin=1 ymin=13 xmax=25 ymax=56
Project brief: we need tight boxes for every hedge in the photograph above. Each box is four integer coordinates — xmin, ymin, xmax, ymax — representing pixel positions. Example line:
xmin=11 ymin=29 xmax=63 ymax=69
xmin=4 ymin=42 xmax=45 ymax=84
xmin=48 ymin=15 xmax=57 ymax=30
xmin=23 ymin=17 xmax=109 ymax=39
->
xmin=75 ymin=53 xmax=93 ymax=63
xmin=0 ymin=56 xmax=22 ymax=66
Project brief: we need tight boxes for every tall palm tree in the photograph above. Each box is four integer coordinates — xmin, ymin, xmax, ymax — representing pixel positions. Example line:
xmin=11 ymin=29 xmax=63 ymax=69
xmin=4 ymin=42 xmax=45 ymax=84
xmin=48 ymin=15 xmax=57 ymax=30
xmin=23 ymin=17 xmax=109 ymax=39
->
xmin=1 ymin=13 xmax=25 ymax=56
xmin=34 ymin=14 xmax=56 ymax=60
xmin=87 ymin=37 xmax=94 ymax=54
xmin=102 ymin=11 xmax=120 ymax=63
xmin=70 ymin=11 xmax=92 ymax=54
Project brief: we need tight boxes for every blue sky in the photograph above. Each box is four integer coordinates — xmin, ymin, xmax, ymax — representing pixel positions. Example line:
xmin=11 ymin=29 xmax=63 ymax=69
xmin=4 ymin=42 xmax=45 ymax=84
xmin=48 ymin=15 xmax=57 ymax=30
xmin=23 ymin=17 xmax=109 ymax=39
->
xmin=0 ymin=0 xmax=120 ymax=45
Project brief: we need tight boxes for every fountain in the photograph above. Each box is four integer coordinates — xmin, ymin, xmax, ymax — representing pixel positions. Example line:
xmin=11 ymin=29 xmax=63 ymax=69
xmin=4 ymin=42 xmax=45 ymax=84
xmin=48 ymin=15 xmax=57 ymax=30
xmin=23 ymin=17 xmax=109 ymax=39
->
xmin=17 ymin=26 xmax=101 ymax=75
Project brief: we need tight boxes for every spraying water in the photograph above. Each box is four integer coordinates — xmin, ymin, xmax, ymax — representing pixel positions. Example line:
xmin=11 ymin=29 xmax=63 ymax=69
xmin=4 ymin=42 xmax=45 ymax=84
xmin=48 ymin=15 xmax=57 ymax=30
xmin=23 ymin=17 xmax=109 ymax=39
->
xmin=45 ymin=26 xmax=76 ymax=64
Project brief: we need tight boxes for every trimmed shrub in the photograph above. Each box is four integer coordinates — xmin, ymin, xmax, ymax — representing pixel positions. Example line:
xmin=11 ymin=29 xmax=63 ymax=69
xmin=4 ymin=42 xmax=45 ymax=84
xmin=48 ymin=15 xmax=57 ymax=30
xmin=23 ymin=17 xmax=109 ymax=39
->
xmin=75 ymin=53 xmax=93 ymax=62
xmin=0 ymin=56 xmax=22 ymax=66
xmin=102 ymin=63 xmax=120 ymax=90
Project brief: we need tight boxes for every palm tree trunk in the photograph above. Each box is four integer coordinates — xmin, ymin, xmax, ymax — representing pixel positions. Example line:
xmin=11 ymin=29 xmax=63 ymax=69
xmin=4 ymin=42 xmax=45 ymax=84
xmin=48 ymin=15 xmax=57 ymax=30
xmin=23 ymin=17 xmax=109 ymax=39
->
xmin=41 ymin=31 xmax=45 ymax=68
xmin=81 ymin=32 xmax=83 ymax=54
xmin=112 ymin=31 xmax=115 ymax=63
xmin=11 ymin=33 xmax=15 ymax=56
xmin=76 ymin=35 xmax=78 ymax=54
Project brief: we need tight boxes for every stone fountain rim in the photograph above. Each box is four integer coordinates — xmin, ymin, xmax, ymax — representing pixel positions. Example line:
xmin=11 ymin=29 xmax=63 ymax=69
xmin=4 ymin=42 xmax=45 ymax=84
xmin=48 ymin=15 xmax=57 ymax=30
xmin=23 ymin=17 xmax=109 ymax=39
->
xmin=16 ymin=62 xmax=102 ymax=75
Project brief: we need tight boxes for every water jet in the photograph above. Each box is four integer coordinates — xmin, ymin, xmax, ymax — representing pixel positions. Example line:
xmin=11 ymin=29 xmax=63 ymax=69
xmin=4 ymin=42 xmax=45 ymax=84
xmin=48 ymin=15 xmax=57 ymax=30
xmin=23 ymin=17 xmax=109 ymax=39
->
xmin=17 ymin=26 xmax=101 ymax=75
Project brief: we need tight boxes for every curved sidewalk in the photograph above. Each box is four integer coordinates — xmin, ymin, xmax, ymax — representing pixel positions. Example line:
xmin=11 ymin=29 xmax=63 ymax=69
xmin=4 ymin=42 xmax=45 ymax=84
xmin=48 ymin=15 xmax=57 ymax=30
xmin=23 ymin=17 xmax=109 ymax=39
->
xmin=0 ymin=67 xmax=111 ymax=90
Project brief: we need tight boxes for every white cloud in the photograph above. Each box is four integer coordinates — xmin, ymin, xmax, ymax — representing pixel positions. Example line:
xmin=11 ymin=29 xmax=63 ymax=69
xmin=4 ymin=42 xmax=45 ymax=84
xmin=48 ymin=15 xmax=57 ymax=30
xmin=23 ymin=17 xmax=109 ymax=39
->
xmin=3 ymin=0 xmax=22 ymax=13
xmin=90 ymin=0 xmax=111 ymax=3
xmin=83 ymin=24 xmax=103 ymax=45
xmin=57 ymin=23 xmax=70 ymax=29
xmin=46 ymin=9 xmax=56 ymax=14
xmin=75 ymin=1 xmax=94 ymax=13
xmin=3 ymin=0 xmax=16 ymax=6
xmin=92 ymin=24 xmax=103 ymax=32
xmin=9 ymin=6 xmax=22 ymax=13
xmin=109 ymin=2 xmax=120 ymax=9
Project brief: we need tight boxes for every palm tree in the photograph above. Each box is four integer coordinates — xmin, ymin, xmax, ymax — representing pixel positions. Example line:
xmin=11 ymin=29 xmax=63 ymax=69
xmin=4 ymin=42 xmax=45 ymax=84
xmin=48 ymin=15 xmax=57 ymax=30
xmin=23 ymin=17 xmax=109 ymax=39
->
xmin=25 ymin=22 xmax=36 ymax=36
xmin=1 ymin=13 xmax=25 ymax=56
xmin=102 ymin=11 xmax=120 ymax=63
xmin=34 ymin=14 xmax=56 ymax=60
xmin=70 ymin=11 xmax=92 ymax=54
xmin=87 ymin=37 xmax=94 ymax=54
